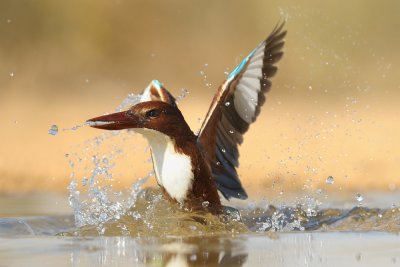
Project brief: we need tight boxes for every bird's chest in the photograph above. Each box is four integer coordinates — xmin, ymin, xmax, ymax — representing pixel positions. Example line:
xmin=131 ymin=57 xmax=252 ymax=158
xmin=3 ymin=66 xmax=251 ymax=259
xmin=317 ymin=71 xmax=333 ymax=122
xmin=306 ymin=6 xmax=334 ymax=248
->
xmin=142 ymin=131 xmax=194 ymax=204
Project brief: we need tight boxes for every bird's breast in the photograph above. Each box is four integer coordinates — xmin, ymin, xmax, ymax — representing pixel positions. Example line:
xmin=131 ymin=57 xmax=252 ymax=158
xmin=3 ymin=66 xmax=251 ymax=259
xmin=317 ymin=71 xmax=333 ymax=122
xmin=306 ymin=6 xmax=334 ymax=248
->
xmin=136 ymin=129 xmax=195 ymax=203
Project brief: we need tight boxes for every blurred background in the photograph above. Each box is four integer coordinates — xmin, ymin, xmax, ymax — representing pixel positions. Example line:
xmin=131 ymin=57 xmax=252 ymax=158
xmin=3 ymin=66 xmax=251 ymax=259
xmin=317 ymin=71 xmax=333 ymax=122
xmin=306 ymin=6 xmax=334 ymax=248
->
xmin=0 ymin=0 xmax=399 ymax=207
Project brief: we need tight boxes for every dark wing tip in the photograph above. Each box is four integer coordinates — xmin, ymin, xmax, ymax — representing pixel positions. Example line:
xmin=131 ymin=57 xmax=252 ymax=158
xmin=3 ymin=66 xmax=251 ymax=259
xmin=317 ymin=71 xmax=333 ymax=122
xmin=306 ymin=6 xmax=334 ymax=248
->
xmin=217 ymin=182 xmax=248 ymax=200
xmin=271 ymin=18 xmax=287 ymax=36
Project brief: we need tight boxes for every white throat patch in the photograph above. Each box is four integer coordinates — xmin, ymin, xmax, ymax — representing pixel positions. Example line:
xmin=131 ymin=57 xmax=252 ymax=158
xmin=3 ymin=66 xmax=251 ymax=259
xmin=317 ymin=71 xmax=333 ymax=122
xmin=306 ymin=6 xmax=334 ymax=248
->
xmin=135 ymin=129 xmax=194 ymax=203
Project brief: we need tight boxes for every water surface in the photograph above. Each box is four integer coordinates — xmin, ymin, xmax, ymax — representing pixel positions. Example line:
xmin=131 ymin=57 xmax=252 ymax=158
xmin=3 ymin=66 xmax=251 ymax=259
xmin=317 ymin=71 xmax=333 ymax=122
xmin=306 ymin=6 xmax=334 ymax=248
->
xmin=1 ymin=191 xmax=399 ymax=266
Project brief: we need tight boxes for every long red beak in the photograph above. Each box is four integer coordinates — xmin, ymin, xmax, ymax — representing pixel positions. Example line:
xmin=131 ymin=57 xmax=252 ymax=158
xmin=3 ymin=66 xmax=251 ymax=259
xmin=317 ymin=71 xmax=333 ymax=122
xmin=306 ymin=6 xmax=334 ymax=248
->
xmin=86 ymin=111 xmax=141 ymax=130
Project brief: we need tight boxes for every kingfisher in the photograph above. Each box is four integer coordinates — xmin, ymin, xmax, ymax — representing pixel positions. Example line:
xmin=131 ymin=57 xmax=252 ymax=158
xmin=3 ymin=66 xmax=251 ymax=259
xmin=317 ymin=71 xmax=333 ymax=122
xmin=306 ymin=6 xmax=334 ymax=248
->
xmin=87 ymin=23 xmax=286 ymax=214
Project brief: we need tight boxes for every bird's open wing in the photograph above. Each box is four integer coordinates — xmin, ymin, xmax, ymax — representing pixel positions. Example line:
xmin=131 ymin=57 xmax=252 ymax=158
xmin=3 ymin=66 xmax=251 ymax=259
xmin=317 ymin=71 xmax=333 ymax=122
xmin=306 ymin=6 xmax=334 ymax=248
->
xmin=197 ymin=22 xmax=286 ymax=199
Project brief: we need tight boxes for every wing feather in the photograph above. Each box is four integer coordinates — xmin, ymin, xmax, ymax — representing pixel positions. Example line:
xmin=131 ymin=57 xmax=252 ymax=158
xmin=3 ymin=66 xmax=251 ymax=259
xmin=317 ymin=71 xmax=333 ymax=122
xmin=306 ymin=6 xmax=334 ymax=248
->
xmin=197 ymin=22 xmax=286 ymax=199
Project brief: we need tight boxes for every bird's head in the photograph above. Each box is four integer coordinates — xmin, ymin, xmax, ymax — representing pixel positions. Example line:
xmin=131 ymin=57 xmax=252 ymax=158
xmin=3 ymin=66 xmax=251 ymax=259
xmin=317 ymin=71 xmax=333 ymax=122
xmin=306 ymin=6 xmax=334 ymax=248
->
xmin=87 ymin=101 xmax=193 ymax=139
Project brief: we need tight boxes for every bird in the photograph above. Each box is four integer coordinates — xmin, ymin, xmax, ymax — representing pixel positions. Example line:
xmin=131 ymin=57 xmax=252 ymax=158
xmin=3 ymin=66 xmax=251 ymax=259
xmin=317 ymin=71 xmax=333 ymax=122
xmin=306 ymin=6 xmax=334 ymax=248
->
xmin=87 ymin=23 xmax=286 ymax=214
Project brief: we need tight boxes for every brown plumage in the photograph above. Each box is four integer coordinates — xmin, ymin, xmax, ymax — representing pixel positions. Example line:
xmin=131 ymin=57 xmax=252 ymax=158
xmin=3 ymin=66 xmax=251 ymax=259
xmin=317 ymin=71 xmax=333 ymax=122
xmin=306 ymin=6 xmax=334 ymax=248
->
xmin=87 ymin=23 xmax=286 ymax=214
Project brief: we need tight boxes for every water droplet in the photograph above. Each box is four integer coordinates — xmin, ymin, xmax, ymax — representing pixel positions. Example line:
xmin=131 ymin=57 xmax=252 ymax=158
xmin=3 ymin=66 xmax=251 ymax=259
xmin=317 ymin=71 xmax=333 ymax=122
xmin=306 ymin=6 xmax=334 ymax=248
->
xmin=199 ymin=71 xmax=205 ymax=76
xmin=306 ymin=208 xmax=317 ymax=217
xmin=9 ymin=72 xmax=14 ymax=77
xmin=229 ymin=130 xmax=234 ymax=134
xmin=98 ymin=226 xmax=106 ymax=235
xmin=221 ymin=148 xmax=226 ymax=153
xmin=190 ymin=254 xmax=197 ymax=261
xmin=176 ymin=88 xmax=189 ymax=102
xmin=202 ymin=201 xmax=209 ymax=207
xmin=225 ymin=101 xmax=230 ymax=107
xmin=224 ymin=71 xmax=229 ymax=76
xmin=204 ymin=63 xmax=208 ymax=67
xmin=99 ymin=212 xmax=108 ymax=222
xmin=355 ymin=193 xmax=363 ymax=202
xmin=48 ymin=125 xmax=58 ymax=136
xmin=325 ymin=176 xmax=334 ymax=185
xmin=131 ymin=211 xmax=141 ymax=220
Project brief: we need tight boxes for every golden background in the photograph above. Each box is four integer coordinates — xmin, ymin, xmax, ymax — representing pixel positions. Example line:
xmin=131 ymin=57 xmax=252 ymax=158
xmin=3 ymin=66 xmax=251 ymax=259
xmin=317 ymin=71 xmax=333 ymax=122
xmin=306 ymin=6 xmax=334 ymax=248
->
xmin=1 ymin=0 xmax=399 ymax=199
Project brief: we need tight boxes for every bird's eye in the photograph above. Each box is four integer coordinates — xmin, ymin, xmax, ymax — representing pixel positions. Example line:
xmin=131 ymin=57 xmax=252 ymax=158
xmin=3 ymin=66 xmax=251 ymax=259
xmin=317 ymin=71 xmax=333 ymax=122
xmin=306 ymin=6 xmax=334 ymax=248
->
xmin=146 ymin=109 xmax=161 ymax=118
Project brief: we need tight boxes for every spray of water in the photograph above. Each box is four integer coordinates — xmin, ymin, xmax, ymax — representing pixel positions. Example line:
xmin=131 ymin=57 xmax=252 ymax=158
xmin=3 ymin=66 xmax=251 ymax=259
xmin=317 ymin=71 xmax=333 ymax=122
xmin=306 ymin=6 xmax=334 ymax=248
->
xmin=66 ymin=93 xmax=145 ymax=231
xmin=65 ymin=89 xmax=193 ymax=233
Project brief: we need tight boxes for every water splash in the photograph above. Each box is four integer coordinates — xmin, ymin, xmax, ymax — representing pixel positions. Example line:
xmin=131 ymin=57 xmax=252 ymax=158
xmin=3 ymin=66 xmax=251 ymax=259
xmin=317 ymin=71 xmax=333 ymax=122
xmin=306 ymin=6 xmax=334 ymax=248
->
xmin=67 ymin=151 xmax=132 ymax=228
xmin=199 ymin=64 xmax=213 ymax=88
xmin=355 ymin=193 xmax=364 ymax=207
xmin=48 ymin=125 xmax=58 ymax=136
xmin=176 ymin=88 xmax=190 ymax=103
xmin=66 ymin=93 xmax=145 ymax=232
xmin=68 ymin=187 xmax=248 ymax=237
xmin=115 ymin=93 xmax=142 ymax=112
xmin=62 ymin=123 xmax=87 ymax=132
xmin=326 ymin=175 xmax=335 ymax=184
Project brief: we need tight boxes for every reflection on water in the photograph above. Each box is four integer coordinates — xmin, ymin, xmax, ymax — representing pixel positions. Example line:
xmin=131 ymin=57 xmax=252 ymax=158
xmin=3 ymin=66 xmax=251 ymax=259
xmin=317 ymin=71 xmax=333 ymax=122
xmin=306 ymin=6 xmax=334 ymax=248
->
xmin=66 ymin=236 xmax=248 ymax=267
xmin=0 ymin=232 xmax=399 ymax=267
